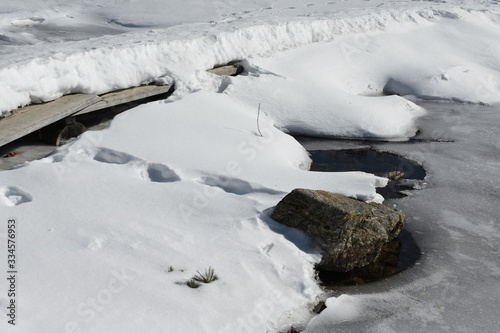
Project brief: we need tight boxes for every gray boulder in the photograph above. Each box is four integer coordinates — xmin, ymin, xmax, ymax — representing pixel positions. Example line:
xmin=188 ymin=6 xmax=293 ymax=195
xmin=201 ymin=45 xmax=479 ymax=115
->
xmin=271 ymin=189 xmax=404 ymax=272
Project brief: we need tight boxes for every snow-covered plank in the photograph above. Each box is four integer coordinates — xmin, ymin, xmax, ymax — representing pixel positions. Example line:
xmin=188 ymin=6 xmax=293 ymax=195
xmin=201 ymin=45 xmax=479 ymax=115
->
xmin=0 ymin=94 xmax=101 ymax=147
xmin=75 ymin=85 xmax=173 ymax=115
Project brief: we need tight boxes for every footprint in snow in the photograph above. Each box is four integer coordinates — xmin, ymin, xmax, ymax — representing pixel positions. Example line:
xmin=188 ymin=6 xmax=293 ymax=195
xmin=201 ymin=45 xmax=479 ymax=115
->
xmin=262 ymin=243 xmax=275 ymax=256
xmin=0 ymin=186 xmax=32 ymax=206
xmin=93 ymin=148 xmax=136 ymax=165
xmin=199 ymin=175 xmax=283 ymax=196
xmin=93 ymin=147 xmax=181 ymax=183
xmin=143 ymin=163 xmax=181 ymax=183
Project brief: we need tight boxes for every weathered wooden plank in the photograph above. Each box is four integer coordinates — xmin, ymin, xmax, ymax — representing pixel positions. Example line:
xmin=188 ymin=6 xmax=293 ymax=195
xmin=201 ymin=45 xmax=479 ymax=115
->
xmin=0 ymin=84 xmax=174 ymax=148
xmin=0 ymin=94 xmax=101 ymax=147
xmin=207 ymin=64 xmax=243 ymax=76
xmin=75 ymin=85 xmax=173 ymax=115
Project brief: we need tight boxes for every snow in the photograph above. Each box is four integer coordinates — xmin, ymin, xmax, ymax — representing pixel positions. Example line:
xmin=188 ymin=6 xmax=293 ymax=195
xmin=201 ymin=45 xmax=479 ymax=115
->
xmin=225 ymin=55 xmax=425 ymax=140
xmin=0 ymin=0 xmax=499 ymax=332
xmin=0 ymin=91 xmax=386 ymax=332
xmin=306 ymin=295 xmax=362 ymax=327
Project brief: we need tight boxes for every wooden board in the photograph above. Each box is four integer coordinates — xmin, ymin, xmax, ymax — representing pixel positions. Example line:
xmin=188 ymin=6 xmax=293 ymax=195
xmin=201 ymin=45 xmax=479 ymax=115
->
xmin=0 ymin=84 xmax=174 ymax=147
xmin=207 ymin=64 xmax=243 ymax=76
xmin=75 ymin=85 xmax=173 ymax=115
xmin=0 ymin=94 xmax=101 ymax=147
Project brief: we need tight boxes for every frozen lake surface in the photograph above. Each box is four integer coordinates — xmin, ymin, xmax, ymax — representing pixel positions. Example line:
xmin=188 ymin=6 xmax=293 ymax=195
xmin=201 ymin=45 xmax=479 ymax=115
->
xmin=304 ymin=101 xmax=500 ymax=332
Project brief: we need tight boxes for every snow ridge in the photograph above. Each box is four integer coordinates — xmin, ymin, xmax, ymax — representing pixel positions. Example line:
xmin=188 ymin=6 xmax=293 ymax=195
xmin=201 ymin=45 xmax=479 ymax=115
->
xmin=0 ymin=6 xmax=485 ymax=116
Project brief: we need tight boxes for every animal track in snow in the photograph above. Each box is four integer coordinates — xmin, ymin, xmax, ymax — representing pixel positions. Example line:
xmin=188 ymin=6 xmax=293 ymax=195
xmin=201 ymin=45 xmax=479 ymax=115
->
xmin=0 ymin=186 xmax=33 ymax=206
xmin=93 ymin=148 xmax=181 ymax=183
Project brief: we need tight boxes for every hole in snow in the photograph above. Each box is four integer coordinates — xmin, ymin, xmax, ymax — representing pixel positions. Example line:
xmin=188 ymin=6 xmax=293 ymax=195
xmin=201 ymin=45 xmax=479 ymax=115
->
xmin=305 ymin=147 xmax=426 ymax=199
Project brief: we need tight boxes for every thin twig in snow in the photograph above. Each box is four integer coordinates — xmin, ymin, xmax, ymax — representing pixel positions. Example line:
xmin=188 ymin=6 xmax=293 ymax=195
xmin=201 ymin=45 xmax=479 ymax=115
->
xmin=257 ymin=103 xmax=263 ymax=137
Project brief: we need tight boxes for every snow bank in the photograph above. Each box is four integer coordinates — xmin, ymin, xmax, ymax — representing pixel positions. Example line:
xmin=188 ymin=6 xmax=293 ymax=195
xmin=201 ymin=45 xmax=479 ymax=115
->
xmin=1 ymin=5 xmax=499 ymax=141
xmin=1 ymin=6 xmax=499 ymax=119
xmin=225 ymin=61 xmax=425 ymax=140
xmin=2 ymin=9 xmax=429 ymax=112
xmin=223 ymin=7 xmax=499 ymax=139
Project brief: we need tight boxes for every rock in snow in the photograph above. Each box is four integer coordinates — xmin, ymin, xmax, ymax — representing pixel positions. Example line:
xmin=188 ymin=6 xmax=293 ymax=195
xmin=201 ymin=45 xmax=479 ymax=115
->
xmin=271 ymin=189 xmax=404 ymax=272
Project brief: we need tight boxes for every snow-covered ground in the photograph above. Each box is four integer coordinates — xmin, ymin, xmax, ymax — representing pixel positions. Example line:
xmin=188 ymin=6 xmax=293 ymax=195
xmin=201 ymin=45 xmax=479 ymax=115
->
xmin=0 ymin=0 xmax=499 ymax=332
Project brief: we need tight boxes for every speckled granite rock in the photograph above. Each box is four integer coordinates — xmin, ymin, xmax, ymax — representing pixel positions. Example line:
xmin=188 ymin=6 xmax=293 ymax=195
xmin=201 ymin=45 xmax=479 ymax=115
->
xmin=271 ymin=189 xmax=404 ymax=272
